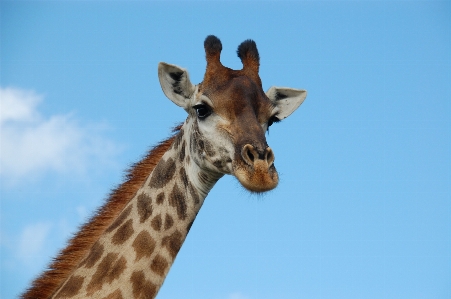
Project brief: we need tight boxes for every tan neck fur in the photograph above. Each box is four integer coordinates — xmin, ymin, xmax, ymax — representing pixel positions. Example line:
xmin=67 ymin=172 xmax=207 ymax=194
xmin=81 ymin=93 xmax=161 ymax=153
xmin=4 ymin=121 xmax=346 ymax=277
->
xmin=34 ymin=121 xmax=221 ymax=299
xmin=21 ymin=125 xmax=194 ymax=299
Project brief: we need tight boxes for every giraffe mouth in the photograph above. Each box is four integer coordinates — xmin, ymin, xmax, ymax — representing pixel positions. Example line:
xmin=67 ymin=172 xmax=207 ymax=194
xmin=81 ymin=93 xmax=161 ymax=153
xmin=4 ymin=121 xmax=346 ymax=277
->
xmin=233 ymin=160 xmax=279 ymax=193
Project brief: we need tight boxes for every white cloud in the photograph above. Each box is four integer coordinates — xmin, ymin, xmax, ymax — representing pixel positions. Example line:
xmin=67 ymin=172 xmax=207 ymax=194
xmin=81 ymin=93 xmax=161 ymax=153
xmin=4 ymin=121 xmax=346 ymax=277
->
xmin=0 ymin=87 xmax=40 ymax=123
xmin=0 ymin=87 xmax=120 ymax=180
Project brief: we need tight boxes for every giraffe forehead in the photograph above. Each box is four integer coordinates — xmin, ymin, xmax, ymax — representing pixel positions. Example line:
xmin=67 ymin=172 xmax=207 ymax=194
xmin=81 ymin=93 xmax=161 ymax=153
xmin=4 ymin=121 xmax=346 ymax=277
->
xmin=202 ymin=75 xmax=273 ymax=121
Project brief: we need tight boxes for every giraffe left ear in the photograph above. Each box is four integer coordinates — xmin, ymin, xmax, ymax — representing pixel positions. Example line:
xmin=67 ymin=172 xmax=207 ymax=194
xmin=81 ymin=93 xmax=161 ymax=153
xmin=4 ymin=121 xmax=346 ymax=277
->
xmin=266 ymin=86 xmax=307 ymax=119
xmin=158 ymin=62 xmax=195 ymax=110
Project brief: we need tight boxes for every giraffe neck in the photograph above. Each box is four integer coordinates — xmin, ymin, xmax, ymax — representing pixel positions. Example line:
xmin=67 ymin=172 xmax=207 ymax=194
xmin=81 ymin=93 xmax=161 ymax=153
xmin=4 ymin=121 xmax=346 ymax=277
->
xmin=52 ymin=122 xmax=222 ymax=299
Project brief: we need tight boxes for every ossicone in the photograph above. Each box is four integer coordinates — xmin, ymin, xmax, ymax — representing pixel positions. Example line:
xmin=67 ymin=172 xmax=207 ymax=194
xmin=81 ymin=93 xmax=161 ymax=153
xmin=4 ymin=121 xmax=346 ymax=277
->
xmin=237 ymin=39 xmax=260 ymax=72
xmin=204 ymin=35 xmax=222 ymax=64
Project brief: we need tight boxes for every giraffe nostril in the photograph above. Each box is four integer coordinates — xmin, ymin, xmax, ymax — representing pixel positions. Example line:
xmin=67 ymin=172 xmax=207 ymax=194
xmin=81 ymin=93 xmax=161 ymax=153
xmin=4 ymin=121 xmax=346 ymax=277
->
xmin=241 ymin=144 xmax=257 ymax=166
xmin=247 ymin=151 xmax=254 ymax=162
xmin=241 ymin=144 xmax=274 ymax=167
xmin=266 ymin=147 xmax=275 ymax=167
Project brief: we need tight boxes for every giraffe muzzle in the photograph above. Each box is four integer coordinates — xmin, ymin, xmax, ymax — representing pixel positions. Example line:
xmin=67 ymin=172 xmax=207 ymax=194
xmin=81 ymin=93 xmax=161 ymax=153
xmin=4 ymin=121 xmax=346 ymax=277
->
xmin=234 ymin=144 xmax=278 ymax=193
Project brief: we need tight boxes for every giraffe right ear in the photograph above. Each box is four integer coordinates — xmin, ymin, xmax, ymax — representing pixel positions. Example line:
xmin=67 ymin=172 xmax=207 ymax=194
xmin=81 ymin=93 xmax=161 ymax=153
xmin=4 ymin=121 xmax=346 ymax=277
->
xmin=158 ymin=62 xmax=195 ymax=110
xmin=266 ymin=86 xmax=307 ymax=120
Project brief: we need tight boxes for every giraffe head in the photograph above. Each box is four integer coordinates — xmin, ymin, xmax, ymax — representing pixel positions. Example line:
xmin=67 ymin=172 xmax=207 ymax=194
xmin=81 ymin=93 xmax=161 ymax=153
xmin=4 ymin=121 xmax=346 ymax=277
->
xmin=158 ymin=35 xmax=306 ymax=193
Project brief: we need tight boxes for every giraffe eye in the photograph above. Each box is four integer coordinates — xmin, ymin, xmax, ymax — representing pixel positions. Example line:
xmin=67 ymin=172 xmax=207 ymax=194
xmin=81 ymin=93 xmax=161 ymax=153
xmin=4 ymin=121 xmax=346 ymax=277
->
xmin=193 ymin=104 xmax=212 ymax=119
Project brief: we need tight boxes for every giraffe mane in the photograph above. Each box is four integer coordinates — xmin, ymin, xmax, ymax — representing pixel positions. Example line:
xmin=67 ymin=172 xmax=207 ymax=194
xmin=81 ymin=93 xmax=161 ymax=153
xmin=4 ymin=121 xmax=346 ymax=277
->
xmin=21 ymin=124 xmax=182 ymax=299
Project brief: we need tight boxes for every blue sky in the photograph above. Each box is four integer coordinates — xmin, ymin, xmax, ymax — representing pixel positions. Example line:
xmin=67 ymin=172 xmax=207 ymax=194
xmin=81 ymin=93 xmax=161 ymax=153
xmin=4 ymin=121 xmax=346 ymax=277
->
xmin=1 ymin=1 xmax=450 ymax=298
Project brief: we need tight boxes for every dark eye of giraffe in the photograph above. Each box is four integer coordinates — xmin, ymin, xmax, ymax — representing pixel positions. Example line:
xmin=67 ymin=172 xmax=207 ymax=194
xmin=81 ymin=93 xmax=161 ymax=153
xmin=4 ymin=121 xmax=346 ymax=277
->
xmin=193 ymin=104 xmax=212 ymax=119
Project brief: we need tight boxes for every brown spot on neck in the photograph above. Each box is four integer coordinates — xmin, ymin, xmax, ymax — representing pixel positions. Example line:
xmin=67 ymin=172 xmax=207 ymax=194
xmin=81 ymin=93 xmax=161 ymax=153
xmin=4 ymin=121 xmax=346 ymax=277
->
xmin=169 ymin=184 xmax=187 ymax=220
xmin=80 ymin=241 xmax=104 ymax=269
xmin=156 ymin=192 xmax=165 ymax=205
xmin=179 ymin=167 xmax=189 ymax=188
xmin=112 ymin=219 xmax=134 ymax=245
xmin=132 ymin=230 xmax=156 ymax=261
xmin=87 ymin=253 xmax=127 ymax=295
xmin=162 ymin=230 xmax=183 ymax=259
xmin=164 ymin=213 xmax=174 ymax=230
xmin=130 ymin=271 xmax=157 ymax=299
xmin=149 ymin=158 xmax=176 ymax=189
xmin=54 ymin=276 xmax=84 ymax=298
xmin=151 ymin=214 xmax=162 ymax=231
xmin=101 ymin=289 xmax=123 ymax=299
xmin=179 ymin=140 xmax=186 ymax=162
xmin=150 ymin=254 xmax=169 ymax=277
xmin=106 ymin=205 xmax=132 ymax=233
xmin=137 ymin=193 xmax=153 ymax=223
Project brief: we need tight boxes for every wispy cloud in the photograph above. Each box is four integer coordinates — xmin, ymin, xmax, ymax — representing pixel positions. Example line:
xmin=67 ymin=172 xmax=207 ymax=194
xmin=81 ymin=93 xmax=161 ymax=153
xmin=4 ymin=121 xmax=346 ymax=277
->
xmin=0 ymin=87 xmax=120 ymax=181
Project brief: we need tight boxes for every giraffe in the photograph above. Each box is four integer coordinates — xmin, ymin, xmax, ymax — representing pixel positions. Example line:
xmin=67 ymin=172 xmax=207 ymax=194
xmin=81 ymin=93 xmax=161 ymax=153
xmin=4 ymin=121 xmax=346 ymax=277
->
xmin=22 ymin=35 xmax=307 ymax=299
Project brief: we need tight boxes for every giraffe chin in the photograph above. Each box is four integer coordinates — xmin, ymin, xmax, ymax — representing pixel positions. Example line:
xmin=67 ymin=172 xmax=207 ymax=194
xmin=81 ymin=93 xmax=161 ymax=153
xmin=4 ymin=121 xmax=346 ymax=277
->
xmin=233 ymin=160 xmax=279 ymax=193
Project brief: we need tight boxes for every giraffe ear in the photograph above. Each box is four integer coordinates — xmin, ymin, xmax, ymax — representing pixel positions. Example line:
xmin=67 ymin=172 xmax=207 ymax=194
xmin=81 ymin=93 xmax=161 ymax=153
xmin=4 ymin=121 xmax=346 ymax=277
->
xmin=158 ymin=62 xmax=195 ymax=109
xmin=266 ymin=86 xmax=307 ymax=120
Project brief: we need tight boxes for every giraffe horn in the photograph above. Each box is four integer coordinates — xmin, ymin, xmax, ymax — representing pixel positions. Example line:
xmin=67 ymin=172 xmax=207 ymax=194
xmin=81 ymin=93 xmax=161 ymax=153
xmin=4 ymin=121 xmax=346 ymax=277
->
xmin=237 ymin=39 xmax=260 ymax=74
xmin=204 ymin=35 xmax=223 ymax=67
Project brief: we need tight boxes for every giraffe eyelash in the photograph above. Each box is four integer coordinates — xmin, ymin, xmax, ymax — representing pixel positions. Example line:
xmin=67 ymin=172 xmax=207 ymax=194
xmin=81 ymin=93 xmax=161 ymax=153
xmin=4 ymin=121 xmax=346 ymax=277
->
xmin=267 ymin=115 xmax=281 ymax=133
